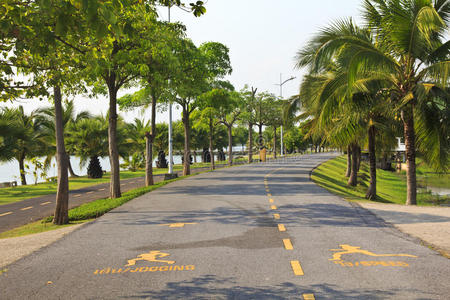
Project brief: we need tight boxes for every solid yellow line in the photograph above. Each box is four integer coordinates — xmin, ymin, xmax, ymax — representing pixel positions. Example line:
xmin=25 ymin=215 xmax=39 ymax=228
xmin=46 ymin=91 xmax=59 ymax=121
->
xmin=283 ymin=239 xmax=293 ymax=250
xmin=273 ymin=213 xmax=280 ymax=219
xmin=271 ymin=205 xmax=277 ymax=210
xmin=291 ymin=260 xmax=304 ymax=276
xmin=20 ymin=206 xmax=33 ymax=211
xmin=40 ymin=201 xmax=51 ymax=206
xmin=269 ymin=199 xmax=274 ymax=203
xmin=278 ymin=224 xmax=286 ymax=232
xmin=303 ymin=294 xmax=315 ymax=300
xmin=0 ymin=212 xmax=12 ymax=217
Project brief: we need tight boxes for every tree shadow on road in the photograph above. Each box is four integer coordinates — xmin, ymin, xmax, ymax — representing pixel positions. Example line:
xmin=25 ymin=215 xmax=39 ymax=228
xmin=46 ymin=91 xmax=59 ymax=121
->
xmin=121 ymin=274 xmax=427 ymax=299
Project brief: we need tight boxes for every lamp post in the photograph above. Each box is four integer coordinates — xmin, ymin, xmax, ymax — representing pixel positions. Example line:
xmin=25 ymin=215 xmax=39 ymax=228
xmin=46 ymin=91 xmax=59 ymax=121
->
xmin=167 ymin=4 xmax=174 ymax=176
xmin=276 ymin=74 xmax=296 ymax=156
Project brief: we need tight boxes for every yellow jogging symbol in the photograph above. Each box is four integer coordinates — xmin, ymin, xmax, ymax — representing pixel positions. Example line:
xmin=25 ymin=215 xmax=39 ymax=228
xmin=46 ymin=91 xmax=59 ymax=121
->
xmin=126 ymin=251 xmax=175 ymax=266
xmin=329 ymin=244 xmax=417 ymax=261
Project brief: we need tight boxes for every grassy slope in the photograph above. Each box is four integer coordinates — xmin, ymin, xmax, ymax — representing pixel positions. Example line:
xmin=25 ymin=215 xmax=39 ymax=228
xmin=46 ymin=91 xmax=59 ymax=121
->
xmin=311 ymin=156 xmax=449 ymax=206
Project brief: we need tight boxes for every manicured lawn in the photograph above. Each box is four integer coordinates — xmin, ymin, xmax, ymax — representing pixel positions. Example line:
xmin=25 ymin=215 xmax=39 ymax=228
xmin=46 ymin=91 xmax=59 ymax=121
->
xmin=311 ymin=156 xmax=449 ymax=206
xmin=0 ymin=161 xmax=234 ymax=206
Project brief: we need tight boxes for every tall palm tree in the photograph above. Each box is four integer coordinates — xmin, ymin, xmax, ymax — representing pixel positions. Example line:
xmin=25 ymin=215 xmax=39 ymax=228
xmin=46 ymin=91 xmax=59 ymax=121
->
xmin=0 ymin=106 xmax=47 ymax=185
xmin=37 ymin=100 xmax=91 ymax=177
xmin=295 ymin=0 xmax=449 ymax=205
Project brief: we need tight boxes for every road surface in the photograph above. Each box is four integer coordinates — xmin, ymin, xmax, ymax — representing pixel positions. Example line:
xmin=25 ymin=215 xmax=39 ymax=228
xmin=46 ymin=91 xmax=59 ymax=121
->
xmin=1 ymin=153 xmax=449 ymax=299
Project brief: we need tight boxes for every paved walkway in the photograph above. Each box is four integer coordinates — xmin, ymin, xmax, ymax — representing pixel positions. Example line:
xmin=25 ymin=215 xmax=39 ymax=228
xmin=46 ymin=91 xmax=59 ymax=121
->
xmin=1 ymin=153 xmax=449 ymax=299
xmin=357 ymin=202 xmax=450 ymax=257
xmin=0 ymin=164 xmax=237 ymax=233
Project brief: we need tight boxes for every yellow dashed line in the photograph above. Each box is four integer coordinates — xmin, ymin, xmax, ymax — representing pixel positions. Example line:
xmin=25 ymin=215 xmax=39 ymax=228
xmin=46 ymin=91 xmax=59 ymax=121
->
xmin=273 ymin=213 xmax=280 ymax=219
xmin=303 ymin=294 xmax=315 ymax=300
xmin=283 ymin=239 xmax=293 ymax=250
xmin=267 ymin=193 xmax=272 ymax=197
xmin=87 ymin=191 xmax=94 ymax=194
xmin=290 ymin=260 xmax=304 ymax=276
xmin=278 ymin=224 xmax=286 ymax=232
xmin=20 ymin=206 xmax=33 ymax=211
xmin=0 ymin=212 xmax=12 ymax=217
xmin=99 ymin=188 xmax=106 ymax=191
xmin=40 ymin=201 xmax=51 ymax=206
xmin=269 ymin=199 xmax=274 ymax=203
xmin=74 ymin=194 xmax=82 ymax=197
xmin=271 ymin=205 xmax=277 ymax=210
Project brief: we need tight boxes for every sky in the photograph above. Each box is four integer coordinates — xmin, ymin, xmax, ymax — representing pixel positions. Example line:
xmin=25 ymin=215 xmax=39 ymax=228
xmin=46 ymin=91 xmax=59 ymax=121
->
xmin=2 ymin=0 xmax=363 ymax=123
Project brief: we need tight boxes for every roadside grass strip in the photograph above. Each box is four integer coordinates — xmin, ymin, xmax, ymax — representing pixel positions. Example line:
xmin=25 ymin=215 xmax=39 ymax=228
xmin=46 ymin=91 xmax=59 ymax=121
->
xmin=311 ymin=156 xmax=449 ymax=206
xmin=43 ymin=176 xmax=186 ymax=223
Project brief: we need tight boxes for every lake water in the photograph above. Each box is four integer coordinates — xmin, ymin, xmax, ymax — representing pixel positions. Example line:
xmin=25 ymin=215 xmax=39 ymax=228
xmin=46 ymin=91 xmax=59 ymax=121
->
xmin=0 ymin=155 xmax=202 ymax=185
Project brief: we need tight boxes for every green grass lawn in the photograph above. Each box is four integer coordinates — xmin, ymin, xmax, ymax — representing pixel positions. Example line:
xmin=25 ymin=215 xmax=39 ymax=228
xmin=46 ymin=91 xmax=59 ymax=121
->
xmin=0 ymin=161 xmax=237 ymax=206
xmin=0 ymin=175 xmax=188 ymax=239
xmin=312 ymin=156 xmax=449 ymax=206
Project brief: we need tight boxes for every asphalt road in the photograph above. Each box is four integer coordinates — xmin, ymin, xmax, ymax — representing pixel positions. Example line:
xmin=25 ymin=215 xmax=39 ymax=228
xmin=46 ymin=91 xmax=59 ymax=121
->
xmin=1 ymin=153 xmax=449 ymax=299
xmin=0 ymin=165 xmax=227 ymax=233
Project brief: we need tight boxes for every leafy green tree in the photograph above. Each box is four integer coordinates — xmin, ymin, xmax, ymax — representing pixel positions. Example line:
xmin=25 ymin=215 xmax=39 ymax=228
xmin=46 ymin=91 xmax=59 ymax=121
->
xmin=240 ymin=86 xmax=258 ymax=163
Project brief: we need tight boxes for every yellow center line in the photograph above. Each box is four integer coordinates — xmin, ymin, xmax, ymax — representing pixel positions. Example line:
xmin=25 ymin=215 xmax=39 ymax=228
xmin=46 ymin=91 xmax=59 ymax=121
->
xmin=269 ymin=199 xmax=274 ymax=203
xmin=270 ymin=205 xmax=277 ymax=210
xmin=40 ymin=201 xmax=52 ymax=206
xmin=283 ymin=239 xmax=294 ymax=250
xmin=290 ymin=260 xmax=304 ymax=276
xmin=267 ymin=193 xmax=272 ymax=197
xmin=20 ymin=206 xmax=33 ymax=211
xmin=273 ymin=213 xmax=280 ymax=219
xmin=0 ymin=212 xmax=12 ymax=217
xmin=278 ymin=224 xmax=286 ymax=232
xmin=303 ymin=294 xmax=315 ymax=300
xmin=87 ymin=191 xmax=94 ymax=194
xmin=99 ymin=188 xmax=106 ymax=191
xmin=74 ymin=194 xmax=82 ymax=197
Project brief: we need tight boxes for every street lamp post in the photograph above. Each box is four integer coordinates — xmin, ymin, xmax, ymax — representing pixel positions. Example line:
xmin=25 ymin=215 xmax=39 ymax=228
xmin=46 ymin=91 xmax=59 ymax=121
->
xmin=167 ymin=5 xmax=174 ymax=176
xmin=276 ymin=74 xmax=296 ymax=156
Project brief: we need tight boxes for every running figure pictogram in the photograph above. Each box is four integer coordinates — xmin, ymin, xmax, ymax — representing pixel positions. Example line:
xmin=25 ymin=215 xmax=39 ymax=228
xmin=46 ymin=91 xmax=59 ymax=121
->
xmin=329 ymin=244 xmax=417 ymax=261
xmin=125 ymin=251 xmax=175 ymax=266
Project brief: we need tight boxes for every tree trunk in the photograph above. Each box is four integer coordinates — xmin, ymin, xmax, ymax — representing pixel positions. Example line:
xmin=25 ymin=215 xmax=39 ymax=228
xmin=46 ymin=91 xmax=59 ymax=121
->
xmin=345 ymin=145 xmax=352 ymax=177
xmin=209 ymin=119 xmax=215 ymax=170
xmin=258 ymin=124 xmax=263 ymax=149
xmin=182 ymin=105 xmax=191 ymax=176
xmin=67 ymin=155 xmax=78 ymax=177
xmin=53 ymin=85 xmax=69 ymax=225
xmin=145 ymin=93 xmax=157 ymax=186
xmin=108 ymin=84 xmax=121 ymax=198
xmin=366 ymin=125 xmax=376 ymax=200
xmin=145 ymin=133 xmax=153 ymax=186
xmin=273 ymin=126 xmax=277 ymax=159
xmin=227 ymin=125 xmax=233 ymax=166
xmin=248 ymin=122 xmax=253 ymax=163
xmin=18 ymin=152 xmax=27 ymax=186
xmin=348 ymin=143 xmax=358 ymax=186
xmin=356 ymin=145 xmax=361 ymax=172
xmin=403 ymin=106 xmax=417 ymax=205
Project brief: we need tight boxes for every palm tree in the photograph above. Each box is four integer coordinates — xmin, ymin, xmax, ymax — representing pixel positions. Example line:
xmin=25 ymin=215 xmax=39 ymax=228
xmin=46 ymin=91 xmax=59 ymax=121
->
xmin=0 ymin=106 xmax=47 ymax=185
xmin=66 ymin=117 xmax=109 ymax=178
xmin=37 ymin=100 xmax=91 ymax=177
xmin=295 ymin=0 xmax=449 ymax=205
